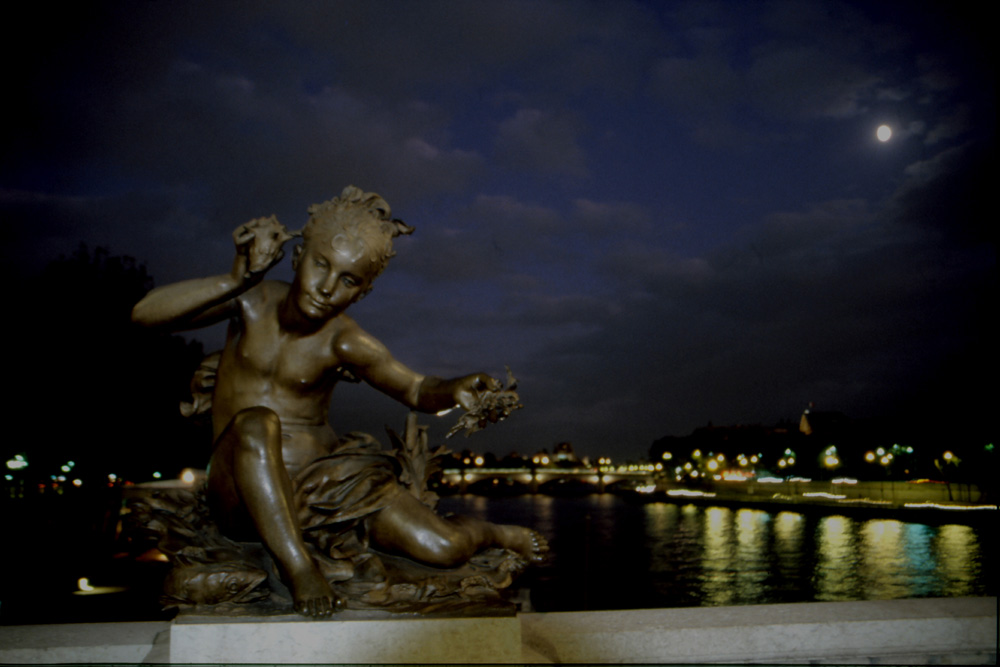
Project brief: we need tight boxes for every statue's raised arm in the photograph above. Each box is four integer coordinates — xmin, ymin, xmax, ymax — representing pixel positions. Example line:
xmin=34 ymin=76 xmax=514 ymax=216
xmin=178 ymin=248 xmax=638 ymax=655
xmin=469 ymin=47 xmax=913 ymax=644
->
xmin=131 ymin=215 xmax=296 ymax=331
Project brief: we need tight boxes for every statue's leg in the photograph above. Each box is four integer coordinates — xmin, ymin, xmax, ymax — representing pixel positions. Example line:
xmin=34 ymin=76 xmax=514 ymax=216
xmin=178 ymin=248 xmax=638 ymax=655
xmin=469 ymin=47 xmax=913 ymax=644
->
xmin=367 ymin=492 xmax=548 ymax=567
xmin=207 ymin=406 xmax=341 ymax=616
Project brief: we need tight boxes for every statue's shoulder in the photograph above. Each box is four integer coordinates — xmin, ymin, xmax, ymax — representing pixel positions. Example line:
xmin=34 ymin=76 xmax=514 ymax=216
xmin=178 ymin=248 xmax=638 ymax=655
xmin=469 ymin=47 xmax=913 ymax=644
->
xmin=330 ymin=314 xmax=389 ymax=361
xmin=237 ymin=280 xmax=290 ymax=310
xmin=329 ymin=312 xmax=363 ymax=342
xmin=224 ymin=280 xmax=290 ymax=327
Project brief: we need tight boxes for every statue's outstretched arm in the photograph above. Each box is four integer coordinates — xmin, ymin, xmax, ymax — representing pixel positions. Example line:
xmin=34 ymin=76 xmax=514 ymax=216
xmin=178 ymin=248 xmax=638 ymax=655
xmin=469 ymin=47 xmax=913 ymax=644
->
xmin=335 ymin=324 xmax=499 ymax=414
xmin=132 ymin=217 xmax=294 ymax=330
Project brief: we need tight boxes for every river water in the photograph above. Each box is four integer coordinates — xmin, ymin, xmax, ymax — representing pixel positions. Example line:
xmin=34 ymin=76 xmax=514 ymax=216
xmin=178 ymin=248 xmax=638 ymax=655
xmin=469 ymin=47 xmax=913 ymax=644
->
xmin=438 ymin=494 xmax=996 ymax=612
xmin=1 ymin=492 xmax=992 ymax=625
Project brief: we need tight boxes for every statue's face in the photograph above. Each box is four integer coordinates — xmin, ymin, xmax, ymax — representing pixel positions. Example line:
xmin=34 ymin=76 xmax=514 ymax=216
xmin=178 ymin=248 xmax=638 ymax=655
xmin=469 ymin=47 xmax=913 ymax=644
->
xmin=291 ymin=234 xmax=377 ymax=320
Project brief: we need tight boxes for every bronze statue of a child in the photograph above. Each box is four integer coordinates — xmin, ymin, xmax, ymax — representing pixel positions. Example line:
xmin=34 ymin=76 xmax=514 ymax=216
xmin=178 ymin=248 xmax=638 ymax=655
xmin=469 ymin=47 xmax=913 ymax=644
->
xmin=133 ymin=186 xmax=545 ymax=616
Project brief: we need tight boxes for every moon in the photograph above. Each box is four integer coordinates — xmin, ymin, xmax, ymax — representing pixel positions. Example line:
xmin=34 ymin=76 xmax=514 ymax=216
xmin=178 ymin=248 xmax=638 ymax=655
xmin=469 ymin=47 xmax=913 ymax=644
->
xmin=876 ymin=125 xmax=892 ymax=142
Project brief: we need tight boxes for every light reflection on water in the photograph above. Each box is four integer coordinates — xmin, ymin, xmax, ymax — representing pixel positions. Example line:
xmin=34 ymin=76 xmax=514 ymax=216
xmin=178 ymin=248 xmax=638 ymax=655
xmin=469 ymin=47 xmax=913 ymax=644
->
xmin=936 ymin=524 xmax=981 ymax=596
xmin=774 ymin=510 xmax=805 ymax=589
xmin=859 ymin=520 xmax=909 ymax=599
xmin=734 ymin=509 xmax=769 ymax=603
xmin=701 ymin=507 xmax=735 ymax=605
xmin=815 ymin=515 xmax=859 ymax=599
xmin=437 ymin=495 xmax=993 ymax=612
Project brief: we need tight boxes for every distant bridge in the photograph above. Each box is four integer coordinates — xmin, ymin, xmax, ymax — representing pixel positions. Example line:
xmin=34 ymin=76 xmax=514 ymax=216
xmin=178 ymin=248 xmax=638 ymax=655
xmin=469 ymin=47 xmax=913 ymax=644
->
xmin=440 ymin=467 xmax=654 ymax=494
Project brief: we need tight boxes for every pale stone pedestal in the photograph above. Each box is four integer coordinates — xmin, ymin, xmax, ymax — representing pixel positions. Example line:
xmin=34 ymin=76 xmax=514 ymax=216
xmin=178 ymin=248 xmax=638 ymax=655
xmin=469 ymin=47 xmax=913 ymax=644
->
xmin=2 ymin=597 xmax=994 ymax=663
xmin=520 ymin=597 xmax=998 ymax=664
xmin=169 ymin=610 xmax=522 ymax=664
xmin=0 ymin=621 xmax=168 ymax=664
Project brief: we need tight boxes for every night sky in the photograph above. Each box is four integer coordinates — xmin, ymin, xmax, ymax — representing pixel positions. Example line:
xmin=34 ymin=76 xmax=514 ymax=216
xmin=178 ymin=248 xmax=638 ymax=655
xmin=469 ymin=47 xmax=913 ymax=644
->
xmin=3 ymin=1 xmax=994 ymax=463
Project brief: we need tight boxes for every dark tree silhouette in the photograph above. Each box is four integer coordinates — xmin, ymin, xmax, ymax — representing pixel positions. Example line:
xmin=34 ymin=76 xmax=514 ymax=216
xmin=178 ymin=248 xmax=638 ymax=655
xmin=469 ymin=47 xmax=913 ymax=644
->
xmin=10 ymin=245 xmax=207 ymax=483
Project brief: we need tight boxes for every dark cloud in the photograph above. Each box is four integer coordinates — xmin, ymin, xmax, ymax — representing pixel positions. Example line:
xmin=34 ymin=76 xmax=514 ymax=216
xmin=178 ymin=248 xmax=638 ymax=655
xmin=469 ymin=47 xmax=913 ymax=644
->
xmin=746 ymin=47 xmax=881 ymax=119
xmin=892 ymin=141 xmax=996 ymax=247
xmin=495 ymin=109 xmax=589 ymax=177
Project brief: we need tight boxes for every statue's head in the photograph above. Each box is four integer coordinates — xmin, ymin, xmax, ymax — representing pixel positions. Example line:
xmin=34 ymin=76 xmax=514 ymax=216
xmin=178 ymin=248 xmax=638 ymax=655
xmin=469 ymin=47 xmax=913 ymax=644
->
xmin=289 ymin=186 xmax=413 ymax=319
xmin=295 ymin=185 xmax=413 ymax=284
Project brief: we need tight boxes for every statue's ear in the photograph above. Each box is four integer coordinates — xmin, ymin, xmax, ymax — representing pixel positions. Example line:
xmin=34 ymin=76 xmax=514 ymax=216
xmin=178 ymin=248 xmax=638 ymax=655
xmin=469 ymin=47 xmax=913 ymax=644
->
xmin=291 ymin=243 xmax=303 ymax=270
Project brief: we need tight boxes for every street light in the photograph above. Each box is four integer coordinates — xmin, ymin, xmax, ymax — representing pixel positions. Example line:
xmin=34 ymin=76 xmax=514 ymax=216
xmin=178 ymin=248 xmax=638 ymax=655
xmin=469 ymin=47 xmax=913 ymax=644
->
xmin=821 ymin=446 xmax=840 ymax=470
xmin=5 ymin=454 xmax=28 ymax=471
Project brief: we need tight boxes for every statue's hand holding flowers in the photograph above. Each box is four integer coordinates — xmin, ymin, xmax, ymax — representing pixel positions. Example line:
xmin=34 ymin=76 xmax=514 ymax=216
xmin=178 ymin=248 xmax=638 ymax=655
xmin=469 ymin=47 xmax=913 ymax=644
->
xmin=447 ymin=368 xmax=522 ymax=438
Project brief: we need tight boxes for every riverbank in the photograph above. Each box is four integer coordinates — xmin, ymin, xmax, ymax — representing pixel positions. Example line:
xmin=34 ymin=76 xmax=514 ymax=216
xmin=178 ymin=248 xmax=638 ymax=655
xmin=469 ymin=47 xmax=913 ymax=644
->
xmin=620 ymin=490 xmax=997 ymax=526
xmin=615 ymin=478 xmax=997 ymax=526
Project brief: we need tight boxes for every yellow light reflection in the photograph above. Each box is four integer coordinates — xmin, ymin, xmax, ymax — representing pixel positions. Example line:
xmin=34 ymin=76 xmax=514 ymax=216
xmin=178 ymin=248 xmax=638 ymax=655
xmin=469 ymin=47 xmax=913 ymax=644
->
xmin=773 ymin=511 xmax=804 ymax=579
xmin=859 ymin=520 xmax=908 ymax=599
xmin=935 ymin=524 xmax=979 ymax=596
xmin=774 ymin=511 xmax=803 ymax=545
xmin=701 ymin=507 xmax=735 ymax=605
xmin=734 ymin=509 xmax=768 ymax=602
xmin=814 ymin=515 xmax=860 ymax=600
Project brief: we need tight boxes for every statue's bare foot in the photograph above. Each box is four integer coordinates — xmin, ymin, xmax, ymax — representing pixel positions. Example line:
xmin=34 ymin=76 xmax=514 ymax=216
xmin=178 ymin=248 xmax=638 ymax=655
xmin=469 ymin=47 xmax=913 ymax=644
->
xmin=289 ymin=566 xmax=344 ymax=617
xmin=496 ymin=525 xmax=549 ymax=562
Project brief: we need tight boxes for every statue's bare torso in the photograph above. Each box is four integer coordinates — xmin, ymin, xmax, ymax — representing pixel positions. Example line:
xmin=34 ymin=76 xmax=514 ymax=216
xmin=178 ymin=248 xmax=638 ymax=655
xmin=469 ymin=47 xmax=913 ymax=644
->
xmin=213 ymin=281 xmax=345 ymax=473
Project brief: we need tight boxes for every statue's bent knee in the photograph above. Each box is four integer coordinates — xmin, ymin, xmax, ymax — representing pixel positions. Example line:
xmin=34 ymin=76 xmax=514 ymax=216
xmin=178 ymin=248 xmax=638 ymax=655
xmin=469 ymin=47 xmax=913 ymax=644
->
xmin=231 ymin=407 xmax=282 ymax=452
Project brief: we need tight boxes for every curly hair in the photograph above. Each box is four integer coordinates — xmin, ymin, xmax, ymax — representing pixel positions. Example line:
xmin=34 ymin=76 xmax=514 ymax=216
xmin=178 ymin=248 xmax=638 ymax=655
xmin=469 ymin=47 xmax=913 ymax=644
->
xmin=301 ymin=185 xmax=414 ymax=278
